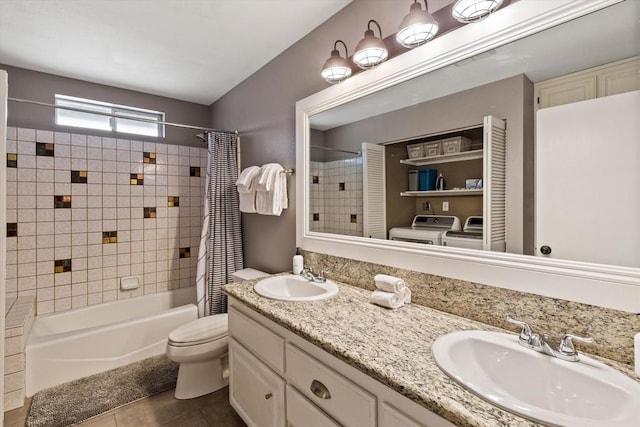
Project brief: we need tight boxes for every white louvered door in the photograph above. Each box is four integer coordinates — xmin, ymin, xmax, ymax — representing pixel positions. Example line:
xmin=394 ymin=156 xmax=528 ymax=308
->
xmin=483 ymin=116 xmax=506 ymax=252
xmin=362 ymin=142 xmax=386 ymax=239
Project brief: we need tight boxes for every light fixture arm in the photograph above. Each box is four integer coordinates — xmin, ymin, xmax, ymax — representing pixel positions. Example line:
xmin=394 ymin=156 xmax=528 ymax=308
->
xmin=333 ymin=40 xmax=348 ymax=58
xmin=367 ymin=19 xmax=383 ymax=39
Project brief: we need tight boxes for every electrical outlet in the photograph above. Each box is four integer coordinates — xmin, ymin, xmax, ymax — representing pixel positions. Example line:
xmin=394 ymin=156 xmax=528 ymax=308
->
xmin=422 ymin=201 xmax=430 ymax=210
xmin=442 ymin=201 xmax=449 ymax=211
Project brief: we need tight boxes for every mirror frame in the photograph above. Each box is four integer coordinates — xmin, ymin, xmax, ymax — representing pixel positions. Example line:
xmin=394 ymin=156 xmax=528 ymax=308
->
xmin=296 ymin=0 xmax=639 ymax=313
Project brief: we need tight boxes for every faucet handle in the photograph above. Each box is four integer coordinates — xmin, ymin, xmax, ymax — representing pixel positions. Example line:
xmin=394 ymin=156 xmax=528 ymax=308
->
xmin=506 ymin=315 xmax=533 ymax=342
xmin=557 ymin=333 xmax=594 ymax=358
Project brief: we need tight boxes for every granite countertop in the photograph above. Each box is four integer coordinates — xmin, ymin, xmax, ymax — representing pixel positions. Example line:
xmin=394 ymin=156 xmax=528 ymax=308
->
xmin=223 ymin=277 xmax=637 ymax=427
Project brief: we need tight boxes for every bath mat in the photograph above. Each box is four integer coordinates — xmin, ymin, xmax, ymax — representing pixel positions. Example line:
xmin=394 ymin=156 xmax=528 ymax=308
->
xmin=26 ymin=355 xmax=178 ymax=427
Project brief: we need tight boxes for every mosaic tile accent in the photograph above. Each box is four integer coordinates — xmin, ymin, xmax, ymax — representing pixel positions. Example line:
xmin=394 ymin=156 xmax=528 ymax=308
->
xmin=339 ymin=182 xmax=345 ymax=191
xmin=189 ymin=166 xmax=201 ymax=177
xmin=6 ymin=223 xmax=18 ymax=238
xmin=313 ymin=213 xmax=320 ymax=221
xmin=350 ymin=214 xmax=358 ymax=223
xmin=54 ymin=195 xmax=72 ymax=209
xmin=167 ymin=196 xmax=179 ymax=207
xmin=179 ymin=247 xmax=191 ymax=258
xmin=102 ymin=231 xmax=118 ymax=244
xmin=54 ymin=259 xmax=72 ymax=273
xmin=71 ymin=170 xmax=88 ymax=184
xmin=312 ymin=175 xmax=319 ymax=184
xmin=7 ymin=153 xmax=17 ymax=168
xmin=143 ymin=152 xmax=156 ymax=164
xmin=130 ymin=173 xmax=144 ymax=185
xmin=144 ymin=207 xmax=157 ymax=219
xmin=36 ymin=142 xmax=55 ymax=157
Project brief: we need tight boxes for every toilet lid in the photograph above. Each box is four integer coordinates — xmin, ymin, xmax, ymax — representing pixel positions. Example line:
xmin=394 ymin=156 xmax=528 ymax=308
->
xmin=168 ymin=313 xmax=228 ymax=345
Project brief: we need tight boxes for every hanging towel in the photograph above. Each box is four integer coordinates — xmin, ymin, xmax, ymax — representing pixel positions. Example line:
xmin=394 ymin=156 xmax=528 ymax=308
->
xmin=370 ymin=290 xmax=405 ymax=309
xmin=236 ymin=166 xmax=260 ymax=213
xmin=256 ymin=163 xmax=287 ymax=215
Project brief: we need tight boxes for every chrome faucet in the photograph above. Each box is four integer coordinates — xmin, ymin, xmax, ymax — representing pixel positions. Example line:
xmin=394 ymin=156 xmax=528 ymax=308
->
xmin=506 ymin=315 xmax=594 ymax=362
xmin=300 ymin=266 xmax=327 ymax=283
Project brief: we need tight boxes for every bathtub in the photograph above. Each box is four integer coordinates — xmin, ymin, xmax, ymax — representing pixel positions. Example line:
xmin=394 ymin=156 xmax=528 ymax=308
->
xmin=26 ymin=287 xmax=198 ymax=396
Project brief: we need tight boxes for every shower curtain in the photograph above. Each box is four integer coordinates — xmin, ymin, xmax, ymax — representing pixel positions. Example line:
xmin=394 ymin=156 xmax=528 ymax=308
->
xmin=196 ymin=131 xmax=243 ymax=317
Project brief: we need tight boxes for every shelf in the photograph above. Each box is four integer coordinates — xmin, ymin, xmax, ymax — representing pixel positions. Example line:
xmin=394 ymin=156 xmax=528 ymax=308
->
xmin=400 ymin=189 xmax=483 ymax=197
xmin=400 ymin=149 xmax=483 ymax=166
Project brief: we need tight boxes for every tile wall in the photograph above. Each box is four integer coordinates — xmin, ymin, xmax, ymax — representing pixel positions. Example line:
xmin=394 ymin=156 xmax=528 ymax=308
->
xmin=4 ymin=127 xmax=207 ymax=314
xmin=309 ymin=158 xmax=363 ymax=236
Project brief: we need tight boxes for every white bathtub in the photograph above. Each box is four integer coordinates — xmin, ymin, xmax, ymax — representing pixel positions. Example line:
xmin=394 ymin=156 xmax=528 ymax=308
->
xmin=26 ymin=287 xmax=198 ymax=396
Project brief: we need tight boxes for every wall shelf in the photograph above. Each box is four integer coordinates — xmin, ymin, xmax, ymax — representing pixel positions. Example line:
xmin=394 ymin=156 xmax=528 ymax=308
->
xmin=400 ymin=149 xmax=483 ymax=166
xmin=400 ymin=189 xmax=483 ymax=197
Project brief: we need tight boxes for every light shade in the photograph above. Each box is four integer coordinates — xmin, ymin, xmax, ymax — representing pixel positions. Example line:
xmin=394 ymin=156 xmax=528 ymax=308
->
xmin=452 ymin=0 xmax=504 ymax=23
xmin=321 ymin=40 xmax=352 ymax=84
xmin=397 ymin=1 xmax=439 ymax=48
xmin=353 ymin=20 xmax=388 ymax=70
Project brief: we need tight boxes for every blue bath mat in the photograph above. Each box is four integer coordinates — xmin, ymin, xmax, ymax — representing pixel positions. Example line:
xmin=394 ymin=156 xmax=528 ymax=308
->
xmin=26 ymin=355 xmax=178 ymax=427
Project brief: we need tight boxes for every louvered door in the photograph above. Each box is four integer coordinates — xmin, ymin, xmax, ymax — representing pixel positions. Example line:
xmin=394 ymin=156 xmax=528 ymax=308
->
xmin=483 ymin=116 xmax=506 ymax=252
xmin=362 ymin=142 xmax=386 ymax=239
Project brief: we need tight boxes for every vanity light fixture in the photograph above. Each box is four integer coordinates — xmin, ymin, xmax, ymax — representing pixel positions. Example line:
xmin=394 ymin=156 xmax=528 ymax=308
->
xmin=353 ymin=20 xmax=388 ymax=69
xmin=321 ymin=40 xmax=352 ymax=84
xmin=397 ymin=0 xmax=439 ymax=48
xmin=452 ymin=0 xmax=504 ymax=23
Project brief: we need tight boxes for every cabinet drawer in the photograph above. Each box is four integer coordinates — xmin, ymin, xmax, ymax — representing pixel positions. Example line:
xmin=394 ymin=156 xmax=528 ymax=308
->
xmin=381 ymin=403 xmax=424 ymax=427
xmin=286 ymin=385 xmax=340 ymax=427
xmin=286 ymin=344 xmax=376 ymax=427
xmin=229 ymin=339 xmax=285 ymax=427
xmin=229 ymin=306 xmax=285 ymax=374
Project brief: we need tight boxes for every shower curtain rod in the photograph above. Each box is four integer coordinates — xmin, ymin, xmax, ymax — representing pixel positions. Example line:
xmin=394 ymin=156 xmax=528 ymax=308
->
xmin=311 ymin=145 xmax=361 ymax=155
xmin=7 ymin=97 xmax=237 ymax=135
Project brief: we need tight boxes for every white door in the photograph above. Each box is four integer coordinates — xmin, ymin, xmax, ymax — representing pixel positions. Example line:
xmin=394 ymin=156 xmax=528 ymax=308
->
xmin=229 ymin=339 xmax=286 ymax=427
xmin=483 ymin=116 xmax=507 ymax=252
xmin=536 ymin=90 xmax=640 ymax=267
xmin=362 ymin=142 xmax=386 ymax=239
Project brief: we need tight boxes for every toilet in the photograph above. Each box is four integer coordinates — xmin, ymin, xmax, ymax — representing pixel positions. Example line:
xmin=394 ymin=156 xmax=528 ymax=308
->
xmin=166 ymin=268 xmax=269 ymax=399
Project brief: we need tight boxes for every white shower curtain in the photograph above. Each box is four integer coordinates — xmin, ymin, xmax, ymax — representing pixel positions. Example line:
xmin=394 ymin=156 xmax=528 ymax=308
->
xmin=196 ymin=131 xmax=243 ymax=317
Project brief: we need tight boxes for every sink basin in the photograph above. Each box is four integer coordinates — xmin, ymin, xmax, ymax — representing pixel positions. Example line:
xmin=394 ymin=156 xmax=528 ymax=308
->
xmin=253 ymin=275 xmax=339 ymax=302
xmin=432 ymin=330 xmax=640 ymax=426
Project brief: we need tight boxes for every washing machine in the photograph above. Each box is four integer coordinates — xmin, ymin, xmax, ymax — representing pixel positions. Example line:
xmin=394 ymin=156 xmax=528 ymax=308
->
xmin=442 ymin=216 xmax=483 ymax=250
xmin=388 ymin=215 xmax=461 ymax=245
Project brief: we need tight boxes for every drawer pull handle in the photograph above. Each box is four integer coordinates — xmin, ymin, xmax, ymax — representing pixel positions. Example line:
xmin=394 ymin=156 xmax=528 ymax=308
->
xmin=310 ymin=379 xmax=331 ymax=399
xmin=265 ymin=393 xmax=273 ymax=400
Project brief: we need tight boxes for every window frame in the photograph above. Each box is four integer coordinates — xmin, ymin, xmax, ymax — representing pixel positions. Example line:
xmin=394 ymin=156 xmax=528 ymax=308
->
xmin=54 ymin=94 xmax=165 ymax=138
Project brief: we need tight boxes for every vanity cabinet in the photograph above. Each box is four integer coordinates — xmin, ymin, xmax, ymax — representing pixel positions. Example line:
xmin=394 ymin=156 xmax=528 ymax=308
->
xmin=228 ymin=299 xmax=455 ymax=427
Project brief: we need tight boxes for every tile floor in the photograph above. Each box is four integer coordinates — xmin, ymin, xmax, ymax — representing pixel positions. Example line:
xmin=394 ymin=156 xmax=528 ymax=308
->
xmin=4 ymin=387 xmax=246 ymax=427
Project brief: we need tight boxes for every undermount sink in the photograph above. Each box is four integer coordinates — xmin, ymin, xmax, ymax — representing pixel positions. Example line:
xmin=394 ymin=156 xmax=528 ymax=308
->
xmin=432 ymin=330 xmax=640 ymax=427
xmin=253 ymin=274 xmax=339 ymax=302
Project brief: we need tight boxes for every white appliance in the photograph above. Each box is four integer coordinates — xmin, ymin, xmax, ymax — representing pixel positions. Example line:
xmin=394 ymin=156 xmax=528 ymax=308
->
xmin=442 ymin=216 xmax=483 ymax=250
xmin=389 ymin=215 xmax=461 ymax=245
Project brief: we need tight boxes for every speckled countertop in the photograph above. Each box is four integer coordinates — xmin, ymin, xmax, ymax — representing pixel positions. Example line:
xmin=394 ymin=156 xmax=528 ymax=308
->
xmin=223 ymin=277 xmax=638 ymax=427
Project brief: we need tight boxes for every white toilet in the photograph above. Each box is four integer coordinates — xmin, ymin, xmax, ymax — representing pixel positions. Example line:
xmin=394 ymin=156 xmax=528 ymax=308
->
xmin=166 ymin=268 xmax=269 ymax=399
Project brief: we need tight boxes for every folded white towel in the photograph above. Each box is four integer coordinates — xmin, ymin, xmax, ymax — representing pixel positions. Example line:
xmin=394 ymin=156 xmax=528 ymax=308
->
xmin=236 ymin=166 xmax=260 ymax=192
xmin=374 ymin=274 xmax=406 ymax=293
xmin=256 ymin=164 xmax=286 ymax=215
xmin=401 ymin=287 xmax=411 ymax=304
xmin=370 ymin=290 xmax=404 ymax=309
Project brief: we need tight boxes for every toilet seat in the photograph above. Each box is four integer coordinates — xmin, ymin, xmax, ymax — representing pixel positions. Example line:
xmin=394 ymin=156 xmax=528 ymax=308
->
xmin=168 ymin=313 xmax=228 ymax=347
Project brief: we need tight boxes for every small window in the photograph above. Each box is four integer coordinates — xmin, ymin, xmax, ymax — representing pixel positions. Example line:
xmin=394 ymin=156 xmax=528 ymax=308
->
xmin=55 ymin=95 xmax=165 ymax=137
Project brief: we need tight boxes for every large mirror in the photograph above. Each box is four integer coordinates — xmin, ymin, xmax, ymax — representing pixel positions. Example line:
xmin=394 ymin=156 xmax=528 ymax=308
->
xmin=296 ymin=0 xmax=640 ymax=312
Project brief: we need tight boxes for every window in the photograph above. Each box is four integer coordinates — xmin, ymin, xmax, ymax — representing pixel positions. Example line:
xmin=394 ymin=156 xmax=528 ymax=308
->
xmin=55 ymin=95 xmax=165 ymax=137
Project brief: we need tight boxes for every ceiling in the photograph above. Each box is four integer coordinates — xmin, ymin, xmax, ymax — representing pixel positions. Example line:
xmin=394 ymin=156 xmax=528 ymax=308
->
xmin=0 ymin=0 xmax=352 ymax=105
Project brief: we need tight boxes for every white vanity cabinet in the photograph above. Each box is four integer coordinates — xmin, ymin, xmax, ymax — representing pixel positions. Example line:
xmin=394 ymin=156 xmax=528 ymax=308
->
xmin=228 ymin=299 xmax=456 ymax=427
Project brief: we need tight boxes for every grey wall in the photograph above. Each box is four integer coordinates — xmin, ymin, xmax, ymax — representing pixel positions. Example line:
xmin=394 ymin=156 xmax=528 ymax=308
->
xmin=210 ymin=0 xmax=416 ymax=272
xmin=1 ymin=64 xmax=211 ymax=147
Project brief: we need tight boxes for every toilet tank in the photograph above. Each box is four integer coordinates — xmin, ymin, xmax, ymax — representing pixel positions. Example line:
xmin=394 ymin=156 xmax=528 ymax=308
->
xmin=231 ymin=268 xmax=269 ymax=283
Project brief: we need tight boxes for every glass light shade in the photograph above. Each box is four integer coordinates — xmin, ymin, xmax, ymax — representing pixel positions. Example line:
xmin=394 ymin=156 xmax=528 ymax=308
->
xmin=397 ymin=2 xmax=439 ymax=48
xmin=354 ymin=29 xmax=388 ymax=69
xmin=452 ymin=0 xmax=504 ymax=23
xmin=321 ymin=49 xmax=352 ymax=84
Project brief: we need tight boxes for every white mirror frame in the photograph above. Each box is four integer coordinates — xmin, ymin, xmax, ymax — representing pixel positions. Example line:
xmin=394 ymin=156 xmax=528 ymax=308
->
xmin=296 ymin=0 xmax=639 ymax=313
